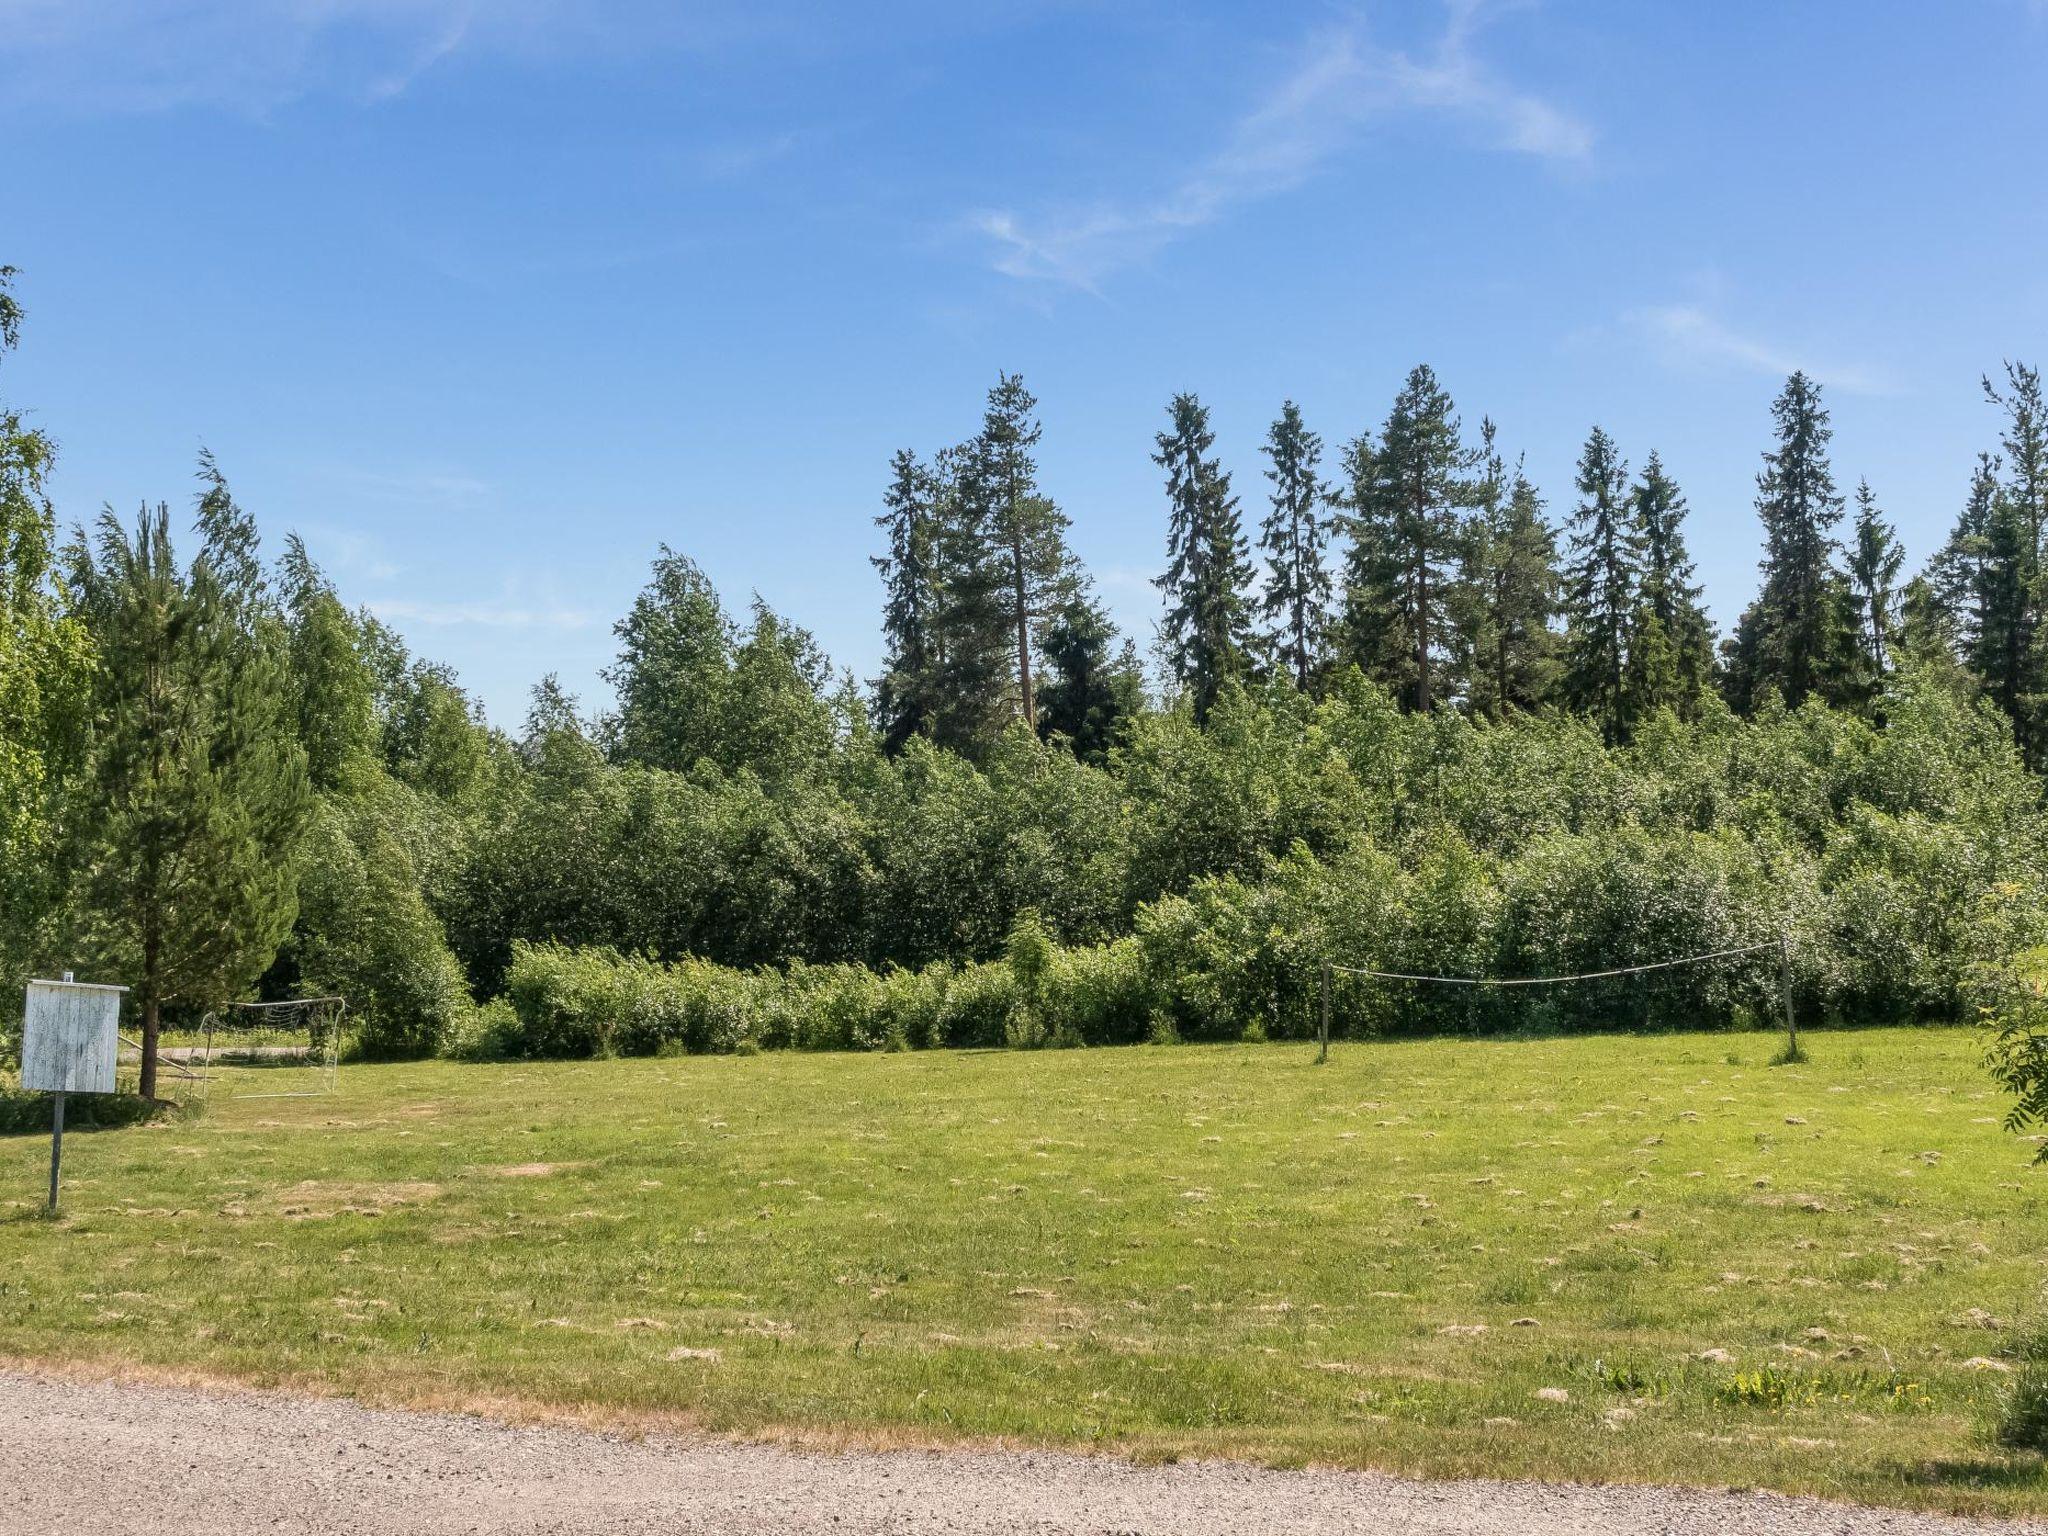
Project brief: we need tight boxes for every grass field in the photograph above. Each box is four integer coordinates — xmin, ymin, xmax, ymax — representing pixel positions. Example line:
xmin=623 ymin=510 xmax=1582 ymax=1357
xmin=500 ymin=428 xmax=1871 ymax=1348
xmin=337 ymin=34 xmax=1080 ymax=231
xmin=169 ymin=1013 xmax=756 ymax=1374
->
xmin=3 ymin=1028 xmax=2046 ymax=1515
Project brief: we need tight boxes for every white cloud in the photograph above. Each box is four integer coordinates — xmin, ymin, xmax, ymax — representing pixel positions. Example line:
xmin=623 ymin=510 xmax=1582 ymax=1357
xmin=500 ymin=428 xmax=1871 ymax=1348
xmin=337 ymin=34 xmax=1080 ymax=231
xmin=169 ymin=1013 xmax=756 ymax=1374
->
xmin=973 ymin=3 xmax=1592 ymax=292
xmin=1631 ymin=303 xmax=1899 ymax=396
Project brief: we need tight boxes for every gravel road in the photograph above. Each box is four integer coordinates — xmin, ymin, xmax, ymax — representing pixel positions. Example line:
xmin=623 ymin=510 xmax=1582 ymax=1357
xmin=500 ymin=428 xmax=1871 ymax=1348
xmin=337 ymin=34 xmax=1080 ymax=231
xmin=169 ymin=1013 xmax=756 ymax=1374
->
xmin=1 ymin=1368 xmax=2039 ymax=1536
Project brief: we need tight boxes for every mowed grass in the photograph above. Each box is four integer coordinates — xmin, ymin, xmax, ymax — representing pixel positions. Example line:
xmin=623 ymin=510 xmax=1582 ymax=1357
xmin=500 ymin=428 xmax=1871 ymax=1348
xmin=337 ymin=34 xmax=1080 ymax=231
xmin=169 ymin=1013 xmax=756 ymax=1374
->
xmin=4 ymin=1029 xmax=2047 ymax=1514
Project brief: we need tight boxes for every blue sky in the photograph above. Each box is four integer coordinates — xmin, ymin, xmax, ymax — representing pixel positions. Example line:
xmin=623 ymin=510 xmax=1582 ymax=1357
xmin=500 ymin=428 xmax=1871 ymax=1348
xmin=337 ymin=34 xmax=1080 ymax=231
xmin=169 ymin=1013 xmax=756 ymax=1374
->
xmin=5 ymin=0 xmax=2046 ymax=727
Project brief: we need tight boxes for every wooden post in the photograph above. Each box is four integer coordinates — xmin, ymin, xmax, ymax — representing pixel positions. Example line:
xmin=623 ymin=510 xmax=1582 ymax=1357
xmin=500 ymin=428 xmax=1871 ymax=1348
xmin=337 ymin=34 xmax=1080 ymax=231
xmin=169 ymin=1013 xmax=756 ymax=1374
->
xmin=1777 ymin=929 xmax=1798 ymax=1058
xmin=1318 ymin=962 xmax=1331 ymax=1065
xmin=48 ymin=1091 xmax=65 ymax=1214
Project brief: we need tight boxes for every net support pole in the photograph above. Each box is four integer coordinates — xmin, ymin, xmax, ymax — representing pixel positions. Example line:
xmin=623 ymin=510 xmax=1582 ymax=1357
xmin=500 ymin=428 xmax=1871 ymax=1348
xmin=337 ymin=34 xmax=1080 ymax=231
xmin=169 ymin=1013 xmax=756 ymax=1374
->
xmin=1318 ymin=962 xmax=1331 ymax=1065
xmin=1777 ymin=929 xmax=1797 ymax=1057
xmin=47 ymin=1091 xmax=65 ymax=1214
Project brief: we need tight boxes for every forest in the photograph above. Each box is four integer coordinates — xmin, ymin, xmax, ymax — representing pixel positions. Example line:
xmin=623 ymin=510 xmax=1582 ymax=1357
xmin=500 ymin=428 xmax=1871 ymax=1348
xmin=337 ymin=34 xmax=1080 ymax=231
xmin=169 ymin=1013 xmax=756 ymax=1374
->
xmin=6 ymin=263 xmax=2048 ymax=1081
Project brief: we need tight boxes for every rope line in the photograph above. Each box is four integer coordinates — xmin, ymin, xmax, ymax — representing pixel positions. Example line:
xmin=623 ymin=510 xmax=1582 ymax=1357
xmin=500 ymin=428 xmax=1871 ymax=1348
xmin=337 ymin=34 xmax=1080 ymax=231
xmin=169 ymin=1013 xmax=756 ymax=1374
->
xmin=1328 ymin=940 xmax=1777 ymax=988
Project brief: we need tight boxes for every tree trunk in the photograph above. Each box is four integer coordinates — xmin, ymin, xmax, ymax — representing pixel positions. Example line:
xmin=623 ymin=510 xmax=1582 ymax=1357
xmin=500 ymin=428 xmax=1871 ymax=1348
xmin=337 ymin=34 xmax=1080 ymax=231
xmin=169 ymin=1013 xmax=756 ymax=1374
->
xmin=1414 ymin=558 xmax=1431 ymax=712
xmin=1010 ymin=535 xmax=1034 ymax=731
xmin=138 ymin=918 xmax=161 ymax=1101
xmin=139 ymin=996 xmax=160 ymax=1102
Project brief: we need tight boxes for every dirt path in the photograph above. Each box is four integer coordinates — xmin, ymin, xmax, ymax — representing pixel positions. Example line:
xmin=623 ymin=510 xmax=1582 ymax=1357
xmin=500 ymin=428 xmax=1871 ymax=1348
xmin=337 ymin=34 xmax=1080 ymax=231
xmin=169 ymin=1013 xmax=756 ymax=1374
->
xmin=0 ymin=1369 xmax=2037 ymax=1536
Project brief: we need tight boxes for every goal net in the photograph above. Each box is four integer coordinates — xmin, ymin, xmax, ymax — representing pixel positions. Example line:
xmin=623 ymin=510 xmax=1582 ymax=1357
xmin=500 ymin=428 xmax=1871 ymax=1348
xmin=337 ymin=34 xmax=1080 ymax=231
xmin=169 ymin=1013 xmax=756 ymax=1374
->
xmin=194 ymin=997 xmax=346 ymax=1098
xmin=1323 ymin=939 xmax=1794 ymax=1044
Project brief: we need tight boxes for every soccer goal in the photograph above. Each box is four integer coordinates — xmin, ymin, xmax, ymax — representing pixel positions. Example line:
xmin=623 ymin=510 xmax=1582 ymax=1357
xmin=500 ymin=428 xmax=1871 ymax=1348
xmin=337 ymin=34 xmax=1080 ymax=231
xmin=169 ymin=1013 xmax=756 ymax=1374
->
xmin=193 ymin=997 xmax=347 ymax=1098
xmin=1314 ymin=935 xmax=1799 ymax=1062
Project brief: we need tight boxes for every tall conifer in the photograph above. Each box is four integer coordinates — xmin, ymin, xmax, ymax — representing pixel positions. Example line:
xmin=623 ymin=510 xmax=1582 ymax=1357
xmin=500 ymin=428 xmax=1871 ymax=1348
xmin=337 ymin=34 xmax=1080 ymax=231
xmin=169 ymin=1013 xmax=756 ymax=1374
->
xmin=1337 ymin=365 xmax=1472 ymax=711
xmin=1256 ymin=401 xmax=1333 ymax=691
xmin=64 ymin=469 xmax=311 ymax=1099
xmin=1560 ymin=427 xmax=1641 ymax=739
xmin=1725 ymin=372 xmax=1852 ymax=709
xmin=1155 ymin=392 xmax=1254 ymax=721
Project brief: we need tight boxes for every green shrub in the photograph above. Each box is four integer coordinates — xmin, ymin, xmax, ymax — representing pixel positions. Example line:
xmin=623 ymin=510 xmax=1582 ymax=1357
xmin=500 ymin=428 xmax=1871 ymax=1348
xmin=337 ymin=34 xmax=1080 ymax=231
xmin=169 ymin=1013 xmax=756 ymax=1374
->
xmin=443 ymin=997 xmax=523 ymax=1062
xmin=940 ymin=960 xmax=1019 ymax=1049
xmin=503 ymin=941 xmax=628 ymax=1057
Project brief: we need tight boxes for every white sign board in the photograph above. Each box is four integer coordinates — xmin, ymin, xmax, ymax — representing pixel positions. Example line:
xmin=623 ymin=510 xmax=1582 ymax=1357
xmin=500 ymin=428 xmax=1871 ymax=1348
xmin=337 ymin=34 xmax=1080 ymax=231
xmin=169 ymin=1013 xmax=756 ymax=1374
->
xmin=22 ymin=979 xmax=126 ymax=1094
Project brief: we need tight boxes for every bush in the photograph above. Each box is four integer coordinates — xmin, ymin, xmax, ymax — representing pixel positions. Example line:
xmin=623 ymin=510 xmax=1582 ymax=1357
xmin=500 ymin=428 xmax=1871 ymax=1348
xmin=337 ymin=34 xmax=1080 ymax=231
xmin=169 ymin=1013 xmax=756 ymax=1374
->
xmin=443 ymin=997 xmax=523 ymax=1062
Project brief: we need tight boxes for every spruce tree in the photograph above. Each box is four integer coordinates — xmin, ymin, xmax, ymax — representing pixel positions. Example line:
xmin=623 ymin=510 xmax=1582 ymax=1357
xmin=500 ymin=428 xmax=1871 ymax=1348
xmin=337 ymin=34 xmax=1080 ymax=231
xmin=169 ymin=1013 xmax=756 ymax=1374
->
xmin=1560 ymin=426 xmax=1641 ymax=739
xmin=1727 ymin=372 xmax=1851 ymax=709
xmin=1036 ymin=596 xmax=1144 ymax=762
xmin=1256 ymin=400 xmax=1333 ymax=691
xmin=1458 ymin=423 xmax=1559 ymax=718
xmin=1154 ymin=392 xmax=1255 ymax=721
xmin=1337 ymin=365 xmax=1473 ymax=712
xmin=927 ymin=441 xmax=1017 ymax=756
xmin=1845 ymin=479 xmax=1905 ymax=681
xmin=1984 ymin=361 xmax=2048 ymax=759
xmin=1979 ymin=474 xmax=2034 ymax=743
xmin=1631 ymin=450 xmax=1715 ymax=710
xmin=1985 ymin=361 xmax=2047 ymax=560
xmin=64 ymin=472 xmax=311 ymax=1100
xmin=872 ymin=448 xmax=940 ymax=752
xmin=1926 ymin=454 xmax=1998 ymax=664
xmin=976 ymin=374 xmax=1079 ymax=732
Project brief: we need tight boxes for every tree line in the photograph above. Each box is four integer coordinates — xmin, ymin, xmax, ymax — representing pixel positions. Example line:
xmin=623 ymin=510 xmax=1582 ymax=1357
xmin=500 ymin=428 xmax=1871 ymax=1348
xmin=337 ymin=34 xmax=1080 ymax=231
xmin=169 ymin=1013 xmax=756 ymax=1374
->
xmin=6 ymin=259 xmax=2048 ymax=1082
xmin=872 ymin=362 xmax=2046 ymax=761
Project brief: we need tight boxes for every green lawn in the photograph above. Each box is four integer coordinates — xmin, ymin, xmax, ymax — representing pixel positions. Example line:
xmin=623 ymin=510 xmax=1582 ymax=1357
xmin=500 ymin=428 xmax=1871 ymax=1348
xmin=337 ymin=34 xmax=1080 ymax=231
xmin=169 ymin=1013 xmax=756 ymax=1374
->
xmin=3 ymin=1029 xmax=2046 ymax=1514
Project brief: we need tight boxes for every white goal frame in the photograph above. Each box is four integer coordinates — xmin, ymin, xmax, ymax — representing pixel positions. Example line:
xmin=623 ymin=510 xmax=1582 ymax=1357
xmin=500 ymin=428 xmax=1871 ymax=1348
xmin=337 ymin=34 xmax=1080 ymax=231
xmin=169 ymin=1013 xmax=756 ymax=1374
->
xmin=196 ymin=997 xmax=347 ymax=1098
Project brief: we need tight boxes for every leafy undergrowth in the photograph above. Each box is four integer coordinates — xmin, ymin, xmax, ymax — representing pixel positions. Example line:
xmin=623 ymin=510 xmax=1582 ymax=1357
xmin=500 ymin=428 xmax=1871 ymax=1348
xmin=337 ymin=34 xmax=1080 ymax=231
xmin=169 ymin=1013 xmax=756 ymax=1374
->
xmin=2 ymin=1027 xmax=2045 ymax=1513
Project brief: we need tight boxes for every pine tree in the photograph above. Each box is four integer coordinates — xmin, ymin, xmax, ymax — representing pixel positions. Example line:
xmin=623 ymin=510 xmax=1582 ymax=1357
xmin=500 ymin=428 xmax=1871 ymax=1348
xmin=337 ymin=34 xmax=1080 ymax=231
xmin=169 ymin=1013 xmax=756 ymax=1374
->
xmin=872 ymin=448 xmax=940 ymax=753
xmin=1844 ymin=479 xmax=1905 ymax=681
xmin=1155 ymin=392 xmax=1255 ymax=721
xmin=1631 ymin=450 xmax=1715 ymax=710
xmin=1726 ymin=372 xmax=1851 ymax=709
xmin=1256 ymin=400 xmax=1333 ymax=691
xmin=1337 ymin=365 xmax=1473 ymax=711
xmin=1036 ymin=596 xmax=1144 ymax=761
xmin=64 ymin=472 xmax=311 ymax=1100
xmin=1559 ymin=426 xmax=1641 ymax=739
xmin=1457 ymin=423 xmax=1559 ymax=718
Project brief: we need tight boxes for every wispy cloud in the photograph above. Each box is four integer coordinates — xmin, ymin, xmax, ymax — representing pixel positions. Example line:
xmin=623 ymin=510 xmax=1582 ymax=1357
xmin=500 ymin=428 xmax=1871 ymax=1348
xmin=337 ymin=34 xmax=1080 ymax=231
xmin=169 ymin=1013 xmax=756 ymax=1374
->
xmin=693 ymin=128 xmax=806 ymax=180
xmin=1630 ymin=303 xmax=1900 ymax=396
xmin=295 ymin=524 xmax=403 ymax=583
xmin=0 ymin=0 xmax=481 ymax=111
xmin=0 ymin=0 xmax=757 ymax=113
xmin=972 ymin=2 xmax=1592 ymax=292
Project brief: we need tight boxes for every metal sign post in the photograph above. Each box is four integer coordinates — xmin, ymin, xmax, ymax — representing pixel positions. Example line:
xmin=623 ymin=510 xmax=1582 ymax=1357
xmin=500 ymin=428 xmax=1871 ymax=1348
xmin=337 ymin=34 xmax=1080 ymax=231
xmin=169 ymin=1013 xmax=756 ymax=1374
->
xmin=48 ymin=1092 xmax=65 ymax=1213
xmin=1318 ymin=962 xmax=1331 ymax=1065
xmin=1778 ymin=930 xmax=1798 ymax=1059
